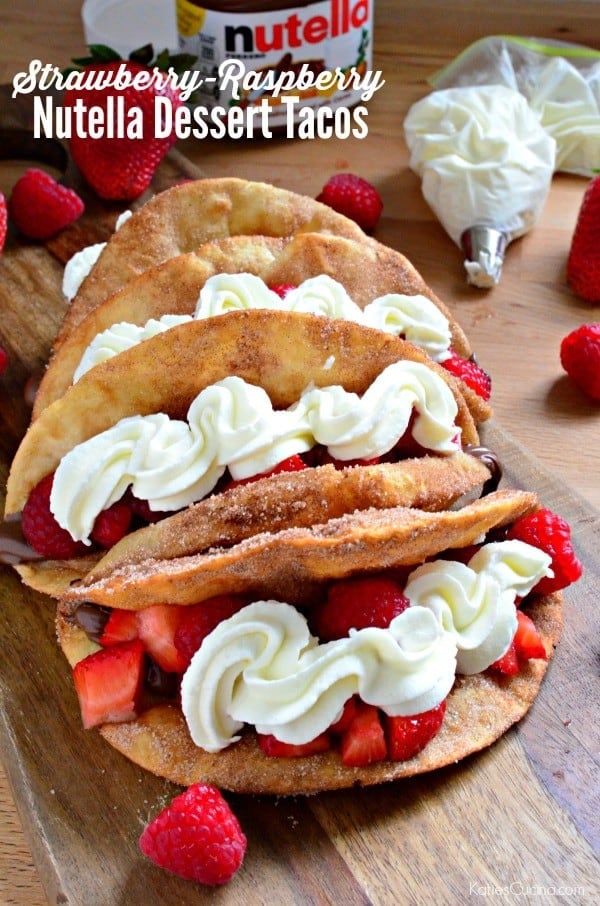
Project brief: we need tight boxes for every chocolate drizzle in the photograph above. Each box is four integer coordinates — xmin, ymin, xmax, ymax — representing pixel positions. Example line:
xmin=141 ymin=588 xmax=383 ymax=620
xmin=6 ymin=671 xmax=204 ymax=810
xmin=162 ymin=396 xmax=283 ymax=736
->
xmin=0 ymin=519 xmax=43 ymax=566
xmin=67 ymin=602 xmax=111 ymax=643
xmin=464 ymin=444 xmax=503 ymax=496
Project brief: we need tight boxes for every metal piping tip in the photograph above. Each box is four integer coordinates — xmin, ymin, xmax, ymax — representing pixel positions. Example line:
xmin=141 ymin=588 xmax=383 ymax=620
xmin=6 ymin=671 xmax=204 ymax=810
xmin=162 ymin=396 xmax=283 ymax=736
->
xmin=461 ymin=226 xmax=509 ymax=288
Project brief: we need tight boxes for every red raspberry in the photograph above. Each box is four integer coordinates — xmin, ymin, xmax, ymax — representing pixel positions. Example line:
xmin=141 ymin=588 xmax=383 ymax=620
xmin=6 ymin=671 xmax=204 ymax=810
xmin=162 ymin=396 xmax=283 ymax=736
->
xmin=507 ymin=508 xmax=583 ymax=594
xmin=269 ymin=283 xmax=296 ymax=298
xmin=21 ymin=473 xmax=88 ymax=559
xmin=312 ymin=576 xmax=410 ymax=641
xmin=0 ymin=191 xmax=7 ymax=253
xmin=560 ymin=323 xmax=600 ymax=401
xmin=442 ymin=350 xmax=492 ymax=401
xmin=9 ymin=168 xmax=84 ymax=240
xmin=385 ymin=700 xmax=447 ymax=761
xmin=316 ymin=173 xmax=383 ymax=233
xmin=174 ymin=595 xmax=248 ymax=667
xmin=139 ymin=783 xmax=246 ymax=886
xmin=91 ymin=499 xmax=133 ymax=548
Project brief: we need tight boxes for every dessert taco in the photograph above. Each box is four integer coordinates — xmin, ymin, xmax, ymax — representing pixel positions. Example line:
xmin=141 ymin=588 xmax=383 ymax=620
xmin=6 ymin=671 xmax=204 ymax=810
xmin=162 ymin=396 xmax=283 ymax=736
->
xmin=8 ymin=310 xmax=492 ymax=597
xmin=53 ymin=489 xmax=577 ymax=795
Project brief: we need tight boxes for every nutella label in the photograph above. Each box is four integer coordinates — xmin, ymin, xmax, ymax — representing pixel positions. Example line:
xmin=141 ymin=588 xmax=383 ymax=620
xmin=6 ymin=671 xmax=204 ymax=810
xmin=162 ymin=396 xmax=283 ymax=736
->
xmin=176 ymin=0 xmax=375 ymax=131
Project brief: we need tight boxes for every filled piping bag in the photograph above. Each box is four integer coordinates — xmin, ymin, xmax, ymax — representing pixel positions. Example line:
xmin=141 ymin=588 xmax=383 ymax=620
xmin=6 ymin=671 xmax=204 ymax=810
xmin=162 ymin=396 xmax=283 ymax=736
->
xmin=403 ymin=36 xmax=600 ymax=288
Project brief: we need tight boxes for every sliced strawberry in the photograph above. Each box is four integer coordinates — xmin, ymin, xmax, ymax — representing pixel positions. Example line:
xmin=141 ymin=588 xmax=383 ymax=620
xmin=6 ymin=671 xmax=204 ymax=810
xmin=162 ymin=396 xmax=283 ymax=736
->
xmin=385 ymin=700 xmax=446 ymax=761
xmin=328 ymin=696 xmax=359 ymax=735
xmin=72 ymin=639 xmax=145 ymax=729
xmin=99 ymin=608 xmax=139 ymax=647
xmin=258 ymin=732 xmax=331 ymax=758
xmin=174 ymin=595 xmax=247 ymax=668
xmin=340 ymin=702 xmax=387 ymax=767
xmin=137 ymin=604 xmax=187 ymax=673
xmin=224 ymin=454 xmax=308 ymax=490
xmin=513 ymin=610 xmax=547 ymax=661
xmin=490 ymin=641 xmax=519 ymax=675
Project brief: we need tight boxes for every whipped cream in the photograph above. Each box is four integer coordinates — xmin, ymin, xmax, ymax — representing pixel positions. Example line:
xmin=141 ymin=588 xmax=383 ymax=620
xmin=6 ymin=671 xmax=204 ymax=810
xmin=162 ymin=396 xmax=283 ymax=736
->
xmin=181 ymin=600 xmax=457 ymax=751
xmin=404 ymin=540 xmax=552 ymax=674
xmin=51 ymin=362 xmax=460 ymax=543
xmin=71 ymin=273 xmax=454 ymax=383
xmin=180 ymin=538 xmax=551 ymax=751
xmin=62 ymin=210 xmax=132 ymax=302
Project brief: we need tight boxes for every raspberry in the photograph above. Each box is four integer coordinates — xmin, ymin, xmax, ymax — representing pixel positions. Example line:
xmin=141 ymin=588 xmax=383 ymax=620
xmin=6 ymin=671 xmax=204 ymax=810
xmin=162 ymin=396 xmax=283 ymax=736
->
xmin=139 ymin=783 xmax=246 ymax=886
xmin=21 ymin=473 xmax=88 ymax=559
xmin=442 ymin=350 xmax=492 ymax=401
xmin=507 ymin=508 xmax=583 ymax=594
xmin=9 ymin=168 xmax=84 ymax=240
xmin=90 ymin=499 xmax=133 ymax=548
xmin=0 ymin=191 xmax=7 ymax=253
xmin=312 ymin=576 xmax=410 ymax=641
xmin=269 ymin=283 xmax=296 ymax=298
xmin=174 ymin=595 xmax=247 ymax=667
xmin=316 ymin=173 xmax=383 ymax=233
xmin=560 ymin=323 xmax=600 ymax=401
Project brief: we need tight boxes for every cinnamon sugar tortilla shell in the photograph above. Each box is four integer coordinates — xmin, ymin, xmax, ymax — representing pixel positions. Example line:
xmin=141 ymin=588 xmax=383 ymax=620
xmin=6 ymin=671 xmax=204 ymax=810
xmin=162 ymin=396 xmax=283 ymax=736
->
xmin=57 ymin=177 xmax=368 ymax=345
xmin=14 ymin=453 xmax=492 ymax=599
xmin=6 ymin=310 xmax=480 ymax=516
xmin=60 ymin=490 xmax=539 ymax=610
xmin=34 ymin=231 xmax=475 ymax=418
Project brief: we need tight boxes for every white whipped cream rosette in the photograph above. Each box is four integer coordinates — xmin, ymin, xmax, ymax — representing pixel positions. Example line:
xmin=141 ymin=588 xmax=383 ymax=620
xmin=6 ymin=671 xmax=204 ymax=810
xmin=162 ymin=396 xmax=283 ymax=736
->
xmin=404 ymin=84 xmax=556 ymax=288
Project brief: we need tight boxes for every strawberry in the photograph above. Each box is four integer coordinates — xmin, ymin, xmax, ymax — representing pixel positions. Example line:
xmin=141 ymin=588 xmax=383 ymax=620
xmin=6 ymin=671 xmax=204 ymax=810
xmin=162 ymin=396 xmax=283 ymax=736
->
xmin=560 ymin=322 xmax=600 ymax=401
xmin=64 ymin=46 xmax=187 ymax=200
xmin=311 ymin=576 xmax=410 ymax=641
xmin=506 ymin=508 xmax=582 ymax=594
xmin=224 ymin=453 xmax=308 ymax=490
xmin=513 ymin=610 xmax=547 ymax=661
xmin=8 ymin=169 xmax=84 ymax=240
xmin=90 ymin=498 xmax=132 ymax=548
xmin=72 ymin=638 xmax=145 ymax=729
xmin=442 ymin=350 xmax=492 ymax=401
xmin=174 ymin=595 xmax=247 ymax=668
xmin=490 ymin=642 xmax=520 ymax=675
xmin=328 ymin=696 xmax=359 ymax=735
xmin=340 ymin=702 xmax=387 ymax=767
xmin=0 ymin=191 xmax=7 ymax=253
xmin=566 ymin=174 xmax=600 ymax=303
xmin=0 ymin=346 xmax=8 ymax=376
xmin=317 ymin=173 xmax=383 ymax=233
xmin=99 ymin=608 xmax=139 ymax=647
xmin=21 ymin=473 xmax=89 ymax=559
xmin=258 ymin=732 xmax=331 ymax=758
xmin=385 ymin=700 xmax=446 ymax=761
xmin=137 ymin=604 xmax=188 ymax=673
xmin=139 ymin=783 xmax=246 ymax=886
xmin=269 ymin=283 xmax=296 ymax=298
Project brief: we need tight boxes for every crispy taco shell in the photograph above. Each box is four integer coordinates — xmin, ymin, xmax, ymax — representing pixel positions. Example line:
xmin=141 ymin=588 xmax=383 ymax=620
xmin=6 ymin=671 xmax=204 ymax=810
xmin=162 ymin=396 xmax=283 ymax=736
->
xmin=6 ymin=310 xmax=481 ymax=517
xmin=55 ymin=490 xmax=562 ymax=795
xmin=35 ymin=232 xmax=475 ymax=417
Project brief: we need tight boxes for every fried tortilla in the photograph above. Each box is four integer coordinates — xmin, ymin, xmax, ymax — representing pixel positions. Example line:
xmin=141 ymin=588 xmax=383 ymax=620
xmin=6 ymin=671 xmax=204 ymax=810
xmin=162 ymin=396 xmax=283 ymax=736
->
xmin=34 ymin=232 xmax=476 ymax=418
xmin=55 ymin=490 xmax=563 ymax=794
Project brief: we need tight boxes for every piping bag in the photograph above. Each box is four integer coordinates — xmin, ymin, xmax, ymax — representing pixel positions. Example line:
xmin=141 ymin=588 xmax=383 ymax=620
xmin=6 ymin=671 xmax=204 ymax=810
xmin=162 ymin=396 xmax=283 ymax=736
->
xmin=403 ymin=36 xmax=600 ymax=288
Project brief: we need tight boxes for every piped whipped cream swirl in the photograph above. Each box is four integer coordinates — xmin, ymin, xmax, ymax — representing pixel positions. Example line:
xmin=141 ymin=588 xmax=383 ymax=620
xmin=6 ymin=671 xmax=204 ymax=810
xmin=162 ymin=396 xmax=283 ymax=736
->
xmin=72 ymin=273 xmax=453 ymax=379
xmin=404 ymin=540 xmax=552 ymax=674
xmin=51 ymin=362 xmax=460 ymax=543
xmin=181 ymin=600 xmax=457 ymax=752
xmin=180 ymin=539 xmax=552 ymax=752
xmin=62 ymin=210 xmax=132 ymax=301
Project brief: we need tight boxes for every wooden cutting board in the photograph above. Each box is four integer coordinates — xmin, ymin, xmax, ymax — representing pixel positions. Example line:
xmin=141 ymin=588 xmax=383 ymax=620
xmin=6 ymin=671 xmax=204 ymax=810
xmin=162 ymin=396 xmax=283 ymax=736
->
xmin=0 ymin=97 xmax=599 ymax=903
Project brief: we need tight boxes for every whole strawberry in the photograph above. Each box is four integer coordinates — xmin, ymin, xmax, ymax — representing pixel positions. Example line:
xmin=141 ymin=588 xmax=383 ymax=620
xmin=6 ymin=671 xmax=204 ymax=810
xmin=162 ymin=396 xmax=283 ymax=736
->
xmin=64 ymin=46 xmax=188 ymax=200
xmin=9 ymin=169 xmax=84 ymax=240
xmin=560 ymin=322 xmax=600 ymax=401
xmin=139 ymin=784 xmax=246 ymax=886
xmin=0 ymin=191 xmax=7 ymax=252
xmin=317 ymin=173 xmax=383 ymax=233
xmin=567 ymin=175 xmax=600 ymax=303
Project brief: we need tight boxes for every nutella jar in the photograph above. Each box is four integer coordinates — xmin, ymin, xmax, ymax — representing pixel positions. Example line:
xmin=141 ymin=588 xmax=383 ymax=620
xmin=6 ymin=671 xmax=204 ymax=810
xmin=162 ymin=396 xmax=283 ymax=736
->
xmin=176 ymin=0 xmax=374 ymax=133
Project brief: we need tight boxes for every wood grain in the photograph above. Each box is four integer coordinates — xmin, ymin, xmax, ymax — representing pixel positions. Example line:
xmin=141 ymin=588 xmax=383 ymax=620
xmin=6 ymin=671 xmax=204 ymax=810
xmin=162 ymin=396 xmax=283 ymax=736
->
xmin=1 ymin=1 xmax=599 ymax=902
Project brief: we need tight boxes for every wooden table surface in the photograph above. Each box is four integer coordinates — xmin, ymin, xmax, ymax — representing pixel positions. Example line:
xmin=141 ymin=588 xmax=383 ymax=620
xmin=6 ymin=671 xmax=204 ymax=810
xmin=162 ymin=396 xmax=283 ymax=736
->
xmin=1 ymin=1 xmax=599 ymax=903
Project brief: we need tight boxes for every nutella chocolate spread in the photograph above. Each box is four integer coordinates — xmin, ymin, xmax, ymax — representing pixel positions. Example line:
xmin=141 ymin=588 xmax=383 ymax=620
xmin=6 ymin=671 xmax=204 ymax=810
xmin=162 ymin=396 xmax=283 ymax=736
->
xmin=176 ymin=0 xmax=374 ymax=130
